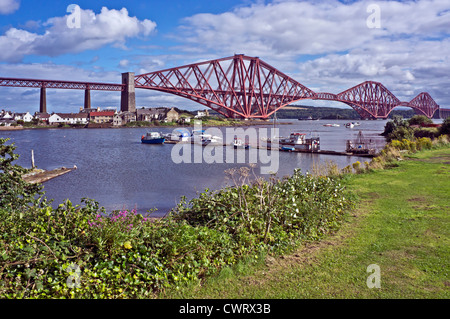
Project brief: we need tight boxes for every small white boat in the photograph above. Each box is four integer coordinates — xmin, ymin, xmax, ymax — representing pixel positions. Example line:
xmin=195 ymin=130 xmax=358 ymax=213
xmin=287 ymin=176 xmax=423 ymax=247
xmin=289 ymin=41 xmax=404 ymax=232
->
xmin=164 ymin=129 xmax=190 ymax=142
xmin=345 ymin=122 xmax=354 ymax=128
xmin=192 ymin=130 xmax=222 ymax=145
xmin=232 ymin=138 xmax=249 ymax=149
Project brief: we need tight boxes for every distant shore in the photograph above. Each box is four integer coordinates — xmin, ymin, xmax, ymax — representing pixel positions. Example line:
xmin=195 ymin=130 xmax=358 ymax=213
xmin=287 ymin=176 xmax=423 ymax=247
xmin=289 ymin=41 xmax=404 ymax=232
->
xmin=0 ymin=119 xmax=293 ymax=131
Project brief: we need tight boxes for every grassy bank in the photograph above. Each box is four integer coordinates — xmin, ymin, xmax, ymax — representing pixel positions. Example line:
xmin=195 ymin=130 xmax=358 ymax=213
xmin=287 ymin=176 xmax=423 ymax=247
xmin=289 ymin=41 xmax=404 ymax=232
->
xmin=162 ymin=146 xmax=450 ymax=298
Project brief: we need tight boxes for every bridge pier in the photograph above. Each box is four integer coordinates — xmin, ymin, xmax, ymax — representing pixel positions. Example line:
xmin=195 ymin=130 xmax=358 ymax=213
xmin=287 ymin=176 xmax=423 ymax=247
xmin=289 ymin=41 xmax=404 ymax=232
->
xmin=84 ymin=88 xmax=91 ymax=109
xmin=121 ymin=72 xmax=136 ymax=113
xmin=39 ymin=87 xmax=47 ymax=114
xmin=440 ymin=108 xmax=450 ymax=119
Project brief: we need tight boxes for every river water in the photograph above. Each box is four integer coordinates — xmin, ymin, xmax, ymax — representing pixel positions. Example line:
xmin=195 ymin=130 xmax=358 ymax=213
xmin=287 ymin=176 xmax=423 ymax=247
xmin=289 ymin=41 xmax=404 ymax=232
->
xmin=3 ymin=119 xmax=389 ymax=217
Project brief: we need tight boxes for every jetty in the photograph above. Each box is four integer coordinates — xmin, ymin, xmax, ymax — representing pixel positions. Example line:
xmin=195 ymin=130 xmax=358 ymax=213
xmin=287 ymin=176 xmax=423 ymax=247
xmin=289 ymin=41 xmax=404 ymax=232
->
xmin=164 ymin=140 xmax=375 ymax=157
xmin=22 ymin=166 xmax=76 ymax=184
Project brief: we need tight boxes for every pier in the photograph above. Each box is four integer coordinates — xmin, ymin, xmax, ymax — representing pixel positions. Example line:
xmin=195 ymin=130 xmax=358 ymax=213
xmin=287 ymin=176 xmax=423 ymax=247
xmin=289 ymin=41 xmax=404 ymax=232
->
xmin=22 ymin=167 xmax=76 ymax=184
xmin=163 ymin=139 xmax=376 ymax=157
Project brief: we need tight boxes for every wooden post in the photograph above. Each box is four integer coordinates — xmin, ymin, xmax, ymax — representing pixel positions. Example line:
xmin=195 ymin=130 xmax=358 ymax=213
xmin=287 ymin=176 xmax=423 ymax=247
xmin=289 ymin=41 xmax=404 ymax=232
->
xmin=31 ymin=149 xmax=35 ymax=169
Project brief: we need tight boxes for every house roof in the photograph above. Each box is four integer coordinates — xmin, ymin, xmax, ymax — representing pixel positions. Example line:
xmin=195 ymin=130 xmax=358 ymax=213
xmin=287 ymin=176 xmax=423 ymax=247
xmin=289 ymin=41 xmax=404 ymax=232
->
xmin=54 ymin=113 xmax=87 ymax=118
xmin=90 ymin=111 xmax=115 ymax=117
xmin=35 ymin=113 xmax=50 ymax=119
xmin=136 ymin=108 xmax=167 ymax=115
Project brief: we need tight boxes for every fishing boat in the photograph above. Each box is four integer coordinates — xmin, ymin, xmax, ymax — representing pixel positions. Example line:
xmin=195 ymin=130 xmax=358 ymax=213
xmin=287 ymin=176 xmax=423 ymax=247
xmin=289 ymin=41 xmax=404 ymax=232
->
xmin=345 ymin=122 xmax=354 ymax=128
xmin=203 ymin=135 xmax=223 ymax=145
xmin=346 ymin=131 xmax=375 ymax=155
xmin=163 ymin=129 xmax=190 ymax=142
xmin=191 ymin=129 xmax=223 ymax=145
xmin=267 ymin=132 xmax=320 ymax=152
xmin=298 ymin=116 xmax=319 ymax=121
xmin=232 ymin=137 xmax=250 ymax=149
xmin=141 ymin=132 xmax=165 ymax=144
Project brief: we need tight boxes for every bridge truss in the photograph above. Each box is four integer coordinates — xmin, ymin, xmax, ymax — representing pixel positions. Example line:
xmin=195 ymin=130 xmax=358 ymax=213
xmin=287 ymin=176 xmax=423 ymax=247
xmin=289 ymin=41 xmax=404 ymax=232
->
xmin=135 ymin=55 xmax=440 ymax=120
xmin=0 ymin=55 xmax=442 ymax=119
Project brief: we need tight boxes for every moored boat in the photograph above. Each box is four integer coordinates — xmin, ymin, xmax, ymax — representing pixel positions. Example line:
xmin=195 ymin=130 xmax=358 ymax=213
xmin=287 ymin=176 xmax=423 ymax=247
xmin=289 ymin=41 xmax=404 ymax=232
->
xmin=232 ymin=137 xmax=250 ymax=149
xmin=345 ymin=122 xmax=354 ymax=128
xmin=346 ymin=131 xmax=375 ymax=155
xmin=141 ymin=132 xmax=165 ymax=144
xmin=267 ymin=132 xmax=320 ymax=151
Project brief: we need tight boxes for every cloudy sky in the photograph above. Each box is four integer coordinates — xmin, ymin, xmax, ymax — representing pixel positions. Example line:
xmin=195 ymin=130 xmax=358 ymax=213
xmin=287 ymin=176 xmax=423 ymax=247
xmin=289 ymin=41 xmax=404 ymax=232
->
xmin=0 ymin=0 xmax=449 ymax=113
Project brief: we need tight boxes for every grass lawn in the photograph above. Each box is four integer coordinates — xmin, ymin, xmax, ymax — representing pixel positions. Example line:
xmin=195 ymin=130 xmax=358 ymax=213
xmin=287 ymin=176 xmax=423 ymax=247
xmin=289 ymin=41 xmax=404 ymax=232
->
xmin=162 ymin=147 xmax=450 ymax=299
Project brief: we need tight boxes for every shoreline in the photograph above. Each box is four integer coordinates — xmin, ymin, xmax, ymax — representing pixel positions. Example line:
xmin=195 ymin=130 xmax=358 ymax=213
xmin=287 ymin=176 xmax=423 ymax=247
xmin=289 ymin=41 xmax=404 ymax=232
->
xmin=0 ymin=120 xmax=294 ymax=131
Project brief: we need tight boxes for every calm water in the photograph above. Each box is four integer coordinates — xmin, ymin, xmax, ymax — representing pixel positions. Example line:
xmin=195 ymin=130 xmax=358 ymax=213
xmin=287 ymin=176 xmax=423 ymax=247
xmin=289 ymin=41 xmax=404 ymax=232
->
xmin=3 ymin=119 xmax=389 ymax=217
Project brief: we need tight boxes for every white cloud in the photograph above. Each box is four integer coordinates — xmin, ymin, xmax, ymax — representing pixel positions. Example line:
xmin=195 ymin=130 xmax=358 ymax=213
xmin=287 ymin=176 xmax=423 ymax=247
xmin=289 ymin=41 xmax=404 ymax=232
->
xmin=0 ymin=6 xmax=157 ymax=62
xmin=0 ymin=0 xmax=20 ymax=14
xmin=173 ymin=0 xmax=450 ymax=106
xmin=178 ymin=0 xmax=449 ymax=58
xmin=119 ymin=59 xmax=129 ymax=67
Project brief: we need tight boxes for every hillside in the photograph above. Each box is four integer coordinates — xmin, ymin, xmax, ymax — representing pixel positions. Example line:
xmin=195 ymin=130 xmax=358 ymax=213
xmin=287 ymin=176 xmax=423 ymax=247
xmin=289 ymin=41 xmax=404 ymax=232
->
xmin=208 ymin=105 xmax=419 ymax=120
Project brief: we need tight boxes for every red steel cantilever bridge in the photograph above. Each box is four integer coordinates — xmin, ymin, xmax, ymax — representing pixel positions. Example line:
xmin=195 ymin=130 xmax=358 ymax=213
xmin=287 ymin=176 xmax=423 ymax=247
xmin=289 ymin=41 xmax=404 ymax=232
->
xmin=0 ymin=55 xmax=441 ymax=119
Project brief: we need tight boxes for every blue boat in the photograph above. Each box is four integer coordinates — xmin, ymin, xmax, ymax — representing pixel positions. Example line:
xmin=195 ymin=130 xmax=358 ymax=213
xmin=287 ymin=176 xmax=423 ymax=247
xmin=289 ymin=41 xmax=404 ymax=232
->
xmin=281 ymin=146 xmax=295 ymax=152
xmin=141 ymin=132 xmax=165 ymax=144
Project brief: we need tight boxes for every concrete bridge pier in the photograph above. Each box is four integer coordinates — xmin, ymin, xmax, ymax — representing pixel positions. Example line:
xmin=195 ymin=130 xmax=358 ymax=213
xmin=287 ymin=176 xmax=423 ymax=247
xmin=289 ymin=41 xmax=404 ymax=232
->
xmin=121 ymin=72 xmax=136 ymax=113
xmin=440 ymin=108 xmax=450 ymax=119
xmin=84 ymin=88 xmax=91 ymax=109
xmin=39 ymin=87 xmax=47 ymax=113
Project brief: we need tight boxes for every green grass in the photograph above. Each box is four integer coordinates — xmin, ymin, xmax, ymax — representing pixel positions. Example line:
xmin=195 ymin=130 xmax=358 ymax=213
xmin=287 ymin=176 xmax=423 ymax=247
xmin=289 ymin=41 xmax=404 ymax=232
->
xmin=161 ymin=147 xmax=450 ymax=299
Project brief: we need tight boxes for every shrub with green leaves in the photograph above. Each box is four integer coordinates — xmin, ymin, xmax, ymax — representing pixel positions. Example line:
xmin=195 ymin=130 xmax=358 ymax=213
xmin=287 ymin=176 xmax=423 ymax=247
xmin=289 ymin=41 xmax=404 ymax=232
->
xmin=171 ymin=168 xmax=355 ymax=253
xmin=0 ymin=139 xmax=355 ymax=298
xmin=0 ymin=138 xmax=44 ymax=210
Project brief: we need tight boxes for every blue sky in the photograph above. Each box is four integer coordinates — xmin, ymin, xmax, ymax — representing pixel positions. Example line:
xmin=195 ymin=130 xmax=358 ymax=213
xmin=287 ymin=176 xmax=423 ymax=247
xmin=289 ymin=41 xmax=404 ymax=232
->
xmin=0 ymin=0 xmax=449 ymax=113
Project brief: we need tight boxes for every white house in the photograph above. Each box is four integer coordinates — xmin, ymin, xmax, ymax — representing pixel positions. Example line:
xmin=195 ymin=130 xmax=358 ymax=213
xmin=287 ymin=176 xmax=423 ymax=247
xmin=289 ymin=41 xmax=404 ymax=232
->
xmin=194 ymin=109 xmax=210 ymax=118
xmin=0 ymin=111 xmax=13 ymax=120
xmin=14 ymin=112 xmax=33 ymax=122
xmin=48 ymin=113 xmax=89 ymax=125
xmin=72 ymin=113 xmax=89 ymax=125
xmin=48 ymin=113 xmax=64 ymax=125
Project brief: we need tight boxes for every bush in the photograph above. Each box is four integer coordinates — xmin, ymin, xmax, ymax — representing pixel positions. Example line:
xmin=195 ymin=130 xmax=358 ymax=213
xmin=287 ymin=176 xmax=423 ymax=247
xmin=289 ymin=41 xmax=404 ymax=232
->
xmin=413 ymin=127 xmax=439 ymax=139
xmin=408 ymin=115 xmax=433 ymax=126
xmin=439 ymin=117 xmax=450 ymax=136
xmin=0 ymin=138 xmax=356 ymax=298
xmin=352 ymin=161 xmax=361 ymax=173
xmin=0 ymin=138 xmax=44 ymax=210
xmin=416 ymin=137 xmax=432 ymax=150
xmin=388 ymin=126 xmax=415 ymax=142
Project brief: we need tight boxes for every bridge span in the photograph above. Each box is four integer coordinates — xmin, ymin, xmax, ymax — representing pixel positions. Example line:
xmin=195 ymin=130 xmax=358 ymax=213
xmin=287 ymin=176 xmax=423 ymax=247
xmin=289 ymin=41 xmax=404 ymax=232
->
xmin=0 ymin=55 xmax=442 ymax=119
